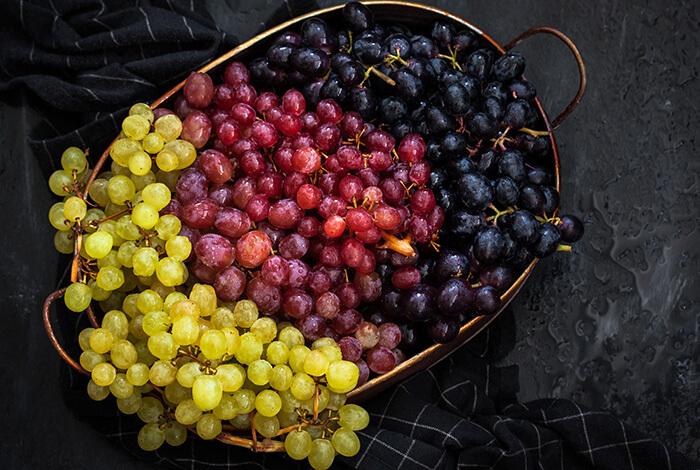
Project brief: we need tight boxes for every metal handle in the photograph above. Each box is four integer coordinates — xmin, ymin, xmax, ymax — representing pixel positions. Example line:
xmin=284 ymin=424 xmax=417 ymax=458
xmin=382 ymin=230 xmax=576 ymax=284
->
xmin=505 ymin=26 xmax=587 ymax=129
xmin=43 ymin=288 xmax=89 ymax=376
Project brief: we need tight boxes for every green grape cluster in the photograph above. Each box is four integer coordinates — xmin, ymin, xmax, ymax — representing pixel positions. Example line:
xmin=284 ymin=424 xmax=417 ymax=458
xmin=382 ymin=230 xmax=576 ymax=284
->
xmin=47 ymin=103 xmax=370 ymax=468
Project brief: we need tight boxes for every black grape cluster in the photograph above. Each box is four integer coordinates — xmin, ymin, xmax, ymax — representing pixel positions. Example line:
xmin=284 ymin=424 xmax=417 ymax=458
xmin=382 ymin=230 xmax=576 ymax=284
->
xmin=240 ymin=2 xmax=584 ymax=348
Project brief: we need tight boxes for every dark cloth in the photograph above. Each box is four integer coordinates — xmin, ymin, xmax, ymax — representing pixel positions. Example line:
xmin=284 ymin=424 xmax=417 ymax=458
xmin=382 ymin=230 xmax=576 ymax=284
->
xmin=6 ymin=1 xmax=698 ymax=469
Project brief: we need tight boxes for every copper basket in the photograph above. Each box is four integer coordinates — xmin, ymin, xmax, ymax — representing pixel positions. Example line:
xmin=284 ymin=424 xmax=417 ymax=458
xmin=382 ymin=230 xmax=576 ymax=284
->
xmin=43 ymin=0 xmax=586 ymax=449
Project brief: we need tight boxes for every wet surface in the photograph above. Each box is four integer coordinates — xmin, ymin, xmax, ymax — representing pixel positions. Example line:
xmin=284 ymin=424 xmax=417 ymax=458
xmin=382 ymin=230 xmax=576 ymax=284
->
xmin=1 ymin=0 xmax=698 ymax=467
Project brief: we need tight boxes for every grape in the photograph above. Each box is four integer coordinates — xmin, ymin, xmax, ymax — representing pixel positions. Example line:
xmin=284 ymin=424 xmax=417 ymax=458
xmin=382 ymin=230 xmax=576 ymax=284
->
xmin=308 ymin=438 xmax=335 ymax=470
xmin=332 ymin=427 xmax=361 ymax=457
xmin=285 ymin=429 xmax=313 ymax=460
xmin=337 ymin=403 xmax=369 ymax=431
xmin=196 ymin=414 xmax=222 ymax=440
xmin=192 ymin=375 xmax=223 ymax=411
xmin=138 ymin=423 xmax=166 ymax=451
xmin=65 ymin=282 xmax=92 ymax=312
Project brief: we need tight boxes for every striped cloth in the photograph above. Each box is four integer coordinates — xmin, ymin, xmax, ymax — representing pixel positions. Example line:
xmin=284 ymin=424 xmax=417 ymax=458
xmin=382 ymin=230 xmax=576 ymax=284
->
xmin=7 ymin=1 xmax=699 ymax=469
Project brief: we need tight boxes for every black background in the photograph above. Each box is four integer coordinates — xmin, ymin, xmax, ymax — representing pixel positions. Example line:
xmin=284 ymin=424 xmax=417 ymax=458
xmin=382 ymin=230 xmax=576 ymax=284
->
xmin=1 ymin=0 xmax=698 ymax=468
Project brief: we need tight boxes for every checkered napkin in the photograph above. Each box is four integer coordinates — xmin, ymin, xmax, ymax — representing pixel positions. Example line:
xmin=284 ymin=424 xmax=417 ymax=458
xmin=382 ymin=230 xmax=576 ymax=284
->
xmin=6 ymin=1 xmax=698 ymax=469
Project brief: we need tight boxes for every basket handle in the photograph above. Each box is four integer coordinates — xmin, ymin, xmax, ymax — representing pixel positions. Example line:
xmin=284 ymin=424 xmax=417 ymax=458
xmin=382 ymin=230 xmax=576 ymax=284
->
xmin=43 ymin=288 xmax=89 ymax=376
xmin=505 ymin=26 xmax=587 ymax=129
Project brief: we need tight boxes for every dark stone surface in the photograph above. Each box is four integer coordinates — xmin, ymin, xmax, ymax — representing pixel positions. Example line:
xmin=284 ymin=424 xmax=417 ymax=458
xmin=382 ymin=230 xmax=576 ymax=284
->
xmin=1 ymin=0 xmax=698 ymax=467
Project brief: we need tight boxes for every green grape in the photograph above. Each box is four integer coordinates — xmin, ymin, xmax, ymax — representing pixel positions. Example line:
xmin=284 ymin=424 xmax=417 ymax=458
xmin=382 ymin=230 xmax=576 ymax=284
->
xmin=301 ymin=385 xmax=329 ymax=414
xmin=249 ymin=317 xmax=277 ymax=344
xmin=308 ymin=438 xmax=335 ymax=470
xmin=130 ymin=103 xmax=154 ymax=122
xmin=279 ymin=389 xmax=301 ymax=413
xmin=134 ymin=340 xmax=158 ymax=366
xmin=154 ymin=114 xmax=182 ymax=143
xmin=107 ymin=175 xmax=136 ymax=205
xmin=155 ymin=149 xmax=179 ymax=172
xmin=115 ymin=214 xmax=141 ymax=241
xmin=86 ymin=379 xmax=110 ymax=401
xmin=148 ymin=332 xmax=178 ymax=361
xmin=232 ymin=300 xmax=258 ymax=328
xmin=277 ymin=409 xmax=299 ymax=429
xmin=142 ymin=310 xmax=171 ymax=336
xmin=326 ymin=390 xmax=347 ymax=411
xmin=132 ymin=246 xmax=159 ymax=276
xmin=53 ymin=230 xmax=73 ymax=254
xmin=288 ymin=345 xmax=310 ymax=373
xmin=110 ymin=138 xmax=141 ymax=166
xmin=164 ymin=422 xmax=187 ymax=446
xmin=149 ymin=359 xmax=177 ymax=387
xmin=165 ymin=236 xmax=191 ymax=261
xmin=78 ymin=328 xmax=95 ymax=352
xmin=81 ymin=208 xmax=104 ymax=235
xmin=48 ymin=202 xmax=70 ymax=231
xmin=156 ymin=257 xmax=184 ymax=287
xmin=200 ymin=329 xmax=227 ymax=360
xmin=87 ymin=281 xmax=109 ymax=303
xmin=266 ymin=341 xmax=290 ymax=366
xmin=63 ymin=196 xmax=86 ymax=222
xmin=128 ymin=150 xmax=152 ymax=176
xmin=89 ymin=328 xmax=114 ymax=354
xmin=149 ymin=280 xmax=175 ymax=301
xmin=169 ymin=299 xmax=200 ymax=321
xmin=96 ymin=266 xmax=125 ymax=291
xmin=116 ymin=241 xmax=138 ymax=268
xmin=211 ymin=307 xmax=235 ymax=329
xmin=254 ymin=390 xmax=281 ymax=417
xmin=60 ymin=146 xmax=87 ymax=172
xmin=118 ymin=267 xmax=139 ymax=292
xmin=196 ymin=414 xmax=222 ymax=440
xmin=130 ymin=203 xmax=158 ymax=230
xmin=84 ymin=231 xmax=114 ymax=260
xmin=129 ymin=314 xmax=148 ymax=340
xmin=48 ymin=169 xmax=73 ymax=196
xmin=305 ymin=425 xmax=324 ymax=440
xmin=171 ymin=315 xmax=199 ymax=346
xmin=290 ymin=373 xmax=315 ymax=401
xmin=136 ymin=289 xmax=163 ymax=315
xmin=92 ymin=362 xmax=116 ymax=387
xmin=99 ymin=290 xmax=126 ymax=313
xmin=163 ymin=139 xmax=196 ymax=169
xmin=112 ymin=160 xmax=131 ymax=176
xmin=98 ymin=219 xmax=125 ymax=247
xmin=247 ymin=360 xmax=273 ymax=386
xmin=164 ymin=292 xmax=188 ymax=314
xmin=142 ymin=132 xmax=165 ymax=154
xmin=221 ymin=327 xmax=241 ymax=356
xmin=234 ymin=332 xmax=262 ymax=365
xmin=269 ymin=364 xmax=293 ymax=391
xmin=230 ymin=389 xmax=256 ymax=415
xmin=253 ymin=412 xmax=280 ymax=438
xmin=284 ymin=429 xmax=313 ymax=460
xmin=311 ymin=337 xmax=337 ymax=350
xmin=88 ymin=178 xmax=111 ymax=206
xmin=326 ymin=361 xmax=359 ymax=393
xmin=215 ymin=364 xmax=246 ymax=392
xmin=64 ymin=282 xmax=92 ymax=312
xmin=174 ymin=398 xmax=201 ymax=425
xmin=320 ymin=345 xmax=342 ymax=364
xmin=228 ymin=413 xmax=251 ymax=430
xmin=126 ymin=362 xmax=150 ymax=386
xmin=123 ymin=114 xmax=151 ymax=140
xmin=213 ymin=394 xmax=237 ymax=420
xmin=190 ymin=284 xmax=217 ymax=317
xmin=165 ymin=381 xmax=191 ymax=405
xmin=110 ymin=339 xmax=138 ymax=369
xmin=96 ymin=251 xmax=121 ymax=271
xmin=132 ymin=172 xmax=157 ymax=193
xmin=102 ymin=309 xmax=129 ymax=340
xmin=331 ymin=427 xmax=360 ymax=457
xmin=176 ymin=361 xmax=203 ymax=388
xmin=117 ymin=389 xmax=142 ymax=415
xmin=138 ymin=422 xmax=165 ymax=451
xmin=156 ymin=168 xmax=181 ymax=191
xmin=337 ymin=404 xmax=369 ymax=431
xmin=109 ymin=373 xmax=134 ymax=399
xmin=278 ymin=326 xmax=305 ymax=350
xmin=79 ymin=350 xmax=105 ymax=372
xmin=303 ymin=350 xmax=330 ymax=377
xmin=124 ymin=295 xmax=142 ymax=319
xmin=138 ymin=396 xmax=164 ymax=423
xmin=142 ymin=182 xmax=170 ymax=211
xmin=192 ymin=375 xmax=223 ymax=411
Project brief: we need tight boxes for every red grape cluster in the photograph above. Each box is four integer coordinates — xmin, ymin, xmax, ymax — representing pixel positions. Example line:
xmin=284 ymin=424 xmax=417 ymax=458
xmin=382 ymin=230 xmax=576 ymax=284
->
xmin=157 ymin=61 xmax=451 ymax=381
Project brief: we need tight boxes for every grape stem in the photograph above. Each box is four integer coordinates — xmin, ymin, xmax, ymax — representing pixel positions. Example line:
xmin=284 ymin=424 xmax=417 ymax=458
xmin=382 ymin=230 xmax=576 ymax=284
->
xmin=520 ymin=127 xmax=550 ymax=137
xmin=217 ymin=432 xmax=286 ymax=452
xmin=378 ymin=231 xmax=415 ymax=257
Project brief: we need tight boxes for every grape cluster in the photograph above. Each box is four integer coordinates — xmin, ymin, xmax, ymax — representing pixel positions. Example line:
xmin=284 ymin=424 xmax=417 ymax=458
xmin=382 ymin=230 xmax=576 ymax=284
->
xmin=46 ymin=2 xmax=586 ymax=466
